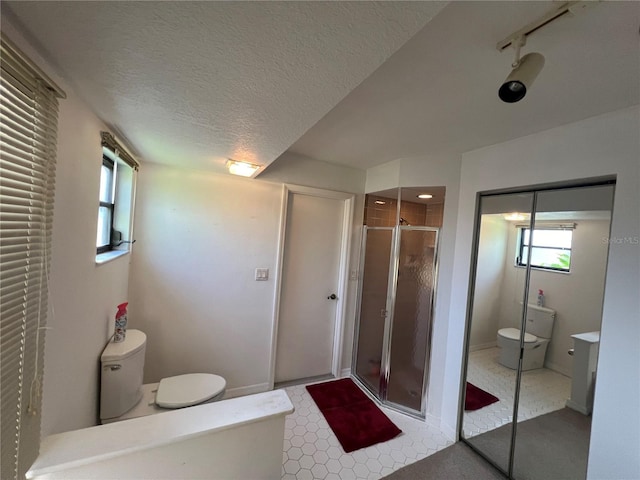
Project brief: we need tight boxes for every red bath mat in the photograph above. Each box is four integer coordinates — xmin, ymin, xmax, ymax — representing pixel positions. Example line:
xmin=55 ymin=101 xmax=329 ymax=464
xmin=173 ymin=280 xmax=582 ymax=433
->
xmin=465 ymin=382 xmax=499 ymax=411
xmin=306 ymin=378 xmax=402 ymax=453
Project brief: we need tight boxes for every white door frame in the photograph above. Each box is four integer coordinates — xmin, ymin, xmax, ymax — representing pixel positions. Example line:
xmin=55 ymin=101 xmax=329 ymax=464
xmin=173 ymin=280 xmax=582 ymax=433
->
xmin=268 ymin=184 xmax=354 ymax=389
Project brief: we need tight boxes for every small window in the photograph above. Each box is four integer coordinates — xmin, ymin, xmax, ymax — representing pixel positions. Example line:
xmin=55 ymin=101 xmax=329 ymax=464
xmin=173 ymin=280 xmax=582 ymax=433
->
xmin=97 ymin=156 xmax=116 ymax=253
xmin=517 ymin=228 xmax=573 ymax=272
xmin=96 ymin=134 xmax=138 ymax=259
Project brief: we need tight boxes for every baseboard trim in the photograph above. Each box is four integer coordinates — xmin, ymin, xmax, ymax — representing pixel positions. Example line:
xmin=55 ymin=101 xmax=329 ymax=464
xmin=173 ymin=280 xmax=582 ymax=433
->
xmin=545 ymin=361 xmax=571 ymax=377
xmin=424 ymin=413 xmax=441 ymax=429
xmin=340 ymin=368 xmax=351 ymax=378
xmin=223 ymin=383 xmax=270 ymax=400
xmin=440 ymin=420 xmax=457 ymax=441
xmin=469 ymin=341 xmax=496 ymax=352
xmin=565 ymin=399 xmax=590 ymax=415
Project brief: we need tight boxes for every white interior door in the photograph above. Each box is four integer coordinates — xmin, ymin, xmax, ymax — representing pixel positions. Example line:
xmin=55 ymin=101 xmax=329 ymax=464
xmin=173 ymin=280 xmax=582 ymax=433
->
xmin=275 ymin=191 xmax=345 ymax=383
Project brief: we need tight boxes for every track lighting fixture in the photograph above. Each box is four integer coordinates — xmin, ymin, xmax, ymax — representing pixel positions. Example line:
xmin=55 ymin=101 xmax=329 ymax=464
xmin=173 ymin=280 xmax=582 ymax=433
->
xmin=498 ymin=36 xmax=545 ymax=103
xmin=495 ymin=1 xmax=599 ymax=103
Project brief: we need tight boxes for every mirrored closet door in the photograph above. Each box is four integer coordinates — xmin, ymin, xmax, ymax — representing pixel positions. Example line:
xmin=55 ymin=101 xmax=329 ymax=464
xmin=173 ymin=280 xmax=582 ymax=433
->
xmin=460 ymin=181 xmax=615 ymax=479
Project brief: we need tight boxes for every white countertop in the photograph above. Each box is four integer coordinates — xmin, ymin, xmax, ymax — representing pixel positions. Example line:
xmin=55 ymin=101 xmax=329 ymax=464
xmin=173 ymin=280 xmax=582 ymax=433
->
xmin=571 ymin=331 xmax=600 ymax=343
xmin=27 ymin=389 xmax=294 ymax=479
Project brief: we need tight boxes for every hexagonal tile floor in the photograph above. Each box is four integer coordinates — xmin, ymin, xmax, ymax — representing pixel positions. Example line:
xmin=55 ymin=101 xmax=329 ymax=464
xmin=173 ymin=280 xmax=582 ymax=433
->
xmin=281 ymin=381 xmax=453 ymax=479
xmin=462 ymin=347 xmax=571 ymax=438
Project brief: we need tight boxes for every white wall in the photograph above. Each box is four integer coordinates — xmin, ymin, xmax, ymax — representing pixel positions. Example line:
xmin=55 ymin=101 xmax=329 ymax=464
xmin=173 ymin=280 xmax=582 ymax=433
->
xmin=259 ymin=151 xmax=365 ymax=195
xmin=46 ymin=95 xmax=132 ymax=436
xmin=445 ymin=106 xmax=640 ymax=479
xmin=129 ymin=160 xmax=365 ymax=396
xmin=364 ymin=159 xmax=401 ymax=193
xmin=1 ymin=19 xmax=134 ymax=436
xmin=129 ymin=165 xmax=282 ymax=394
xmin=469 ymin=215 xmax=508 ymax=350
xmin=498 ymin=220 xmax=611 ymax=376
xmin=28 ymin=391 xmax=292 ymax=480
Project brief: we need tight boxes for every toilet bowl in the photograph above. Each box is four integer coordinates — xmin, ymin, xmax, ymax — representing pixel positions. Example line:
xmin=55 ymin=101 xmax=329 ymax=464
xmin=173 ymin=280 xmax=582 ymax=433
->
xmin=100 ymin=329 xmax=226 ymax=423
xmin=497 ymin=327 xmax=550 ymax=370
xmin=497 ymin=305 xmax=556 ymax=371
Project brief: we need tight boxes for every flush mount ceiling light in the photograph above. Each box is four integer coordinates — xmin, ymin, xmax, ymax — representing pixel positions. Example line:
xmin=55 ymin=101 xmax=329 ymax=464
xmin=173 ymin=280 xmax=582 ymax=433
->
xmin=374 ymin=200 xmax=386 ymax=205
xmin=226 ymin=159 xmax=260 ymax=177
xmin=417 ymin=194 xmax=433 ymax=199
xmin=496 ymin=1 xmax=597 ymax=103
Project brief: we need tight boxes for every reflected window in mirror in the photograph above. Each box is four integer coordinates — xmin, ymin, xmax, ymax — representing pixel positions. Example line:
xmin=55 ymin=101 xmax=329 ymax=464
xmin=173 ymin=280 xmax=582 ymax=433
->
xmin=517 ymin=227 xmax=573 ymax=272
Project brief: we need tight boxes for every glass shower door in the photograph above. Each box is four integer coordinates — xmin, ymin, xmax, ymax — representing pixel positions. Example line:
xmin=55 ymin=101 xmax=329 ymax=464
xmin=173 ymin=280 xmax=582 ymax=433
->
xmin=353 ymin=227 xmax=394 ymax=396
xmin=386 ymin=227 xmax=439 ymax=414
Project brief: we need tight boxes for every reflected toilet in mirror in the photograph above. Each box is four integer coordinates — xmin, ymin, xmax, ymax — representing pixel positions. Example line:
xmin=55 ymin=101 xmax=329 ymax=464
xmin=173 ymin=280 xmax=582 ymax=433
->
xmin=512 ymin=184 xmax=614 ymax=480
xmin=460 ymin=182 xmax=615 ymax=479
xmin=497 ymin=304 xmax=555 ymax=371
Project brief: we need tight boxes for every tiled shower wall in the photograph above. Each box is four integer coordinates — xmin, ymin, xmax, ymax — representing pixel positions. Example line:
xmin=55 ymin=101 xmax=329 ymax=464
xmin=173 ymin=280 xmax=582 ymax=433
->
xmin=364 ymin=194 xmax=444 ymax=228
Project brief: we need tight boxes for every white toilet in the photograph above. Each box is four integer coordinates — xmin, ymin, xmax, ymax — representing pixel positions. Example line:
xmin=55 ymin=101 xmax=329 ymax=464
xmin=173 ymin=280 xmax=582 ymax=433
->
xmin=497 ymin=304 xmax=556 ymax=371
xmin=100 ymin=329 xmax=226 ymax=423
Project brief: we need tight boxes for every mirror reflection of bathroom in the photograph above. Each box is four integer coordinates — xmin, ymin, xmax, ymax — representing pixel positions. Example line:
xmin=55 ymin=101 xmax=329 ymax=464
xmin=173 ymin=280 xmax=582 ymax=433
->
xmin=462 ymin=192 xmax=534 ymax=473
xmin=512 ymin=184 xmax=615 ymax=480
xmin=353 ymin=186 xmax=444 ymax=416
xmin=461 ymin=182 xmax=615 ymax=479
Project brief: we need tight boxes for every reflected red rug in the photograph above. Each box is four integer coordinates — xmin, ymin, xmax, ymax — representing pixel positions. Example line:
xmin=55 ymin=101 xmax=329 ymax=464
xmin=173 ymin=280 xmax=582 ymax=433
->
xmin=306 ymin=378 xmax=402 ymax=453
xmin=465 ymin=382 xmax=499 ymax=411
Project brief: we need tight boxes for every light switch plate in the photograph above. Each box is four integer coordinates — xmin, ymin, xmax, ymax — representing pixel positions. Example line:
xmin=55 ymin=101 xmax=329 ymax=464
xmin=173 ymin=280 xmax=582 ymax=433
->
xmin=255 ymin=268 xmax=269 ymax=281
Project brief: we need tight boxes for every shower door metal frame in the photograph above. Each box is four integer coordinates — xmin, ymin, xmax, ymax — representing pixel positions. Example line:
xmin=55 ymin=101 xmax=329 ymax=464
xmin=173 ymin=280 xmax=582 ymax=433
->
xmin=352 ymin=225 xmax=440 ymax=419
xmin=351 ymin=226 xmax=396 ymax=402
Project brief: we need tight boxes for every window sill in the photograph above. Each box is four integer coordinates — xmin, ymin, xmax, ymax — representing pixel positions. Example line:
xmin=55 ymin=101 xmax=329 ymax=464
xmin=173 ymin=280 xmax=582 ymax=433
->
xmin=514 ymin=264 xmax=570 ymax=275
xmin=96 ymin=250 xmax=129 ymax=265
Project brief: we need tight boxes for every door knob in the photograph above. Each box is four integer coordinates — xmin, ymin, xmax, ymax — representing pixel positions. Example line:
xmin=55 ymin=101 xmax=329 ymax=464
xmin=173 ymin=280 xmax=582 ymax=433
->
xmin=327 ymin=294 xmax=337 ymax=300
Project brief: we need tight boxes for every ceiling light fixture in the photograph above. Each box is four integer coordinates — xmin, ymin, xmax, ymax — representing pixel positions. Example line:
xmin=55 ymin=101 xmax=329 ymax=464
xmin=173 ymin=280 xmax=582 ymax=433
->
xmin=374 ymin=200 xmax=386 ymax=205
xmin=226 ymin=159 xmax=260 ymax=177
xmin=504 ymin=212 xmax=526 ymax=221
xmin=495 ymin=1 xmax=596 ymax=103
xmin=498 ymin=36 xmax=545 ymax=103
xmin=417 ymin=194 xmax=433 ymax=199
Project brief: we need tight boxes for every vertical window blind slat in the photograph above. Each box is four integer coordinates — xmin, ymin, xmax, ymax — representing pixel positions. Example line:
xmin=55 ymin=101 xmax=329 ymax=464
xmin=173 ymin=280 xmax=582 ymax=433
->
xmin=0 ymin=36 xmax=61 ymax=480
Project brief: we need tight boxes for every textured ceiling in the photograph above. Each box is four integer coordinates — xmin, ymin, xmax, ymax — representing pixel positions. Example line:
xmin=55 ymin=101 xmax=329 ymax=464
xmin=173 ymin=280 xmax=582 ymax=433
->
xmin=287 ymin=1 xmax=640 ymax=169
xmin=5 ymin=1 xmax=447 ymax=175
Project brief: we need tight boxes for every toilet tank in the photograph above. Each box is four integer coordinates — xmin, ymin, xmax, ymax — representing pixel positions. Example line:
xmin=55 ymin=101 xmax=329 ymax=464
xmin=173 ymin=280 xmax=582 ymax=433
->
xmin=526 ymin=304 xmax=556 ymax=338
xmin=100 ymin=329 xmax=146 ymax=422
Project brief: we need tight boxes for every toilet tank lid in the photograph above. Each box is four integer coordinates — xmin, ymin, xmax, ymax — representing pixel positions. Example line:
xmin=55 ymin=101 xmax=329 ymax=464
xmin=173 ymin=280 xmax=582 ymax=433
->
xmin=527 ymin=304 xmax=556 ymax=315
xmin=156 ymin=373 xmax=226 ymax=409
xmin=101 ymin=329 xmax=146 ymax=362
xmin=499 ymin=327 xmax=537 ymax=343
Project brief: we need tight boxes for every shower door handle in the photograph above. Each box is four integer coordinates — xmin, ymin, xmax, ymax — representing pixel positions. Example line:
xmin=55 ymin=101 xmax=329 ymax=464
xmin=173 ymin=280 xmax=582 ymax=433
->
xmin=328 ymin=293 xmax=337 ymax=300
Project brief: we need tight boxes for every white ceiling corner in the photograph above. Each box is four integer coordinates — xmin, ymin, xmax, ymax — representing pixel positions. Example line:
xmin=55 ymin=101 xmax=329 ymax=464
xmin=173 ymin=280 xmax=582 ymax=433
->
xmin=4 ymin=0 xmax=448 ymax=175
xmin=286 ymin=1 xmax=640 ymax=170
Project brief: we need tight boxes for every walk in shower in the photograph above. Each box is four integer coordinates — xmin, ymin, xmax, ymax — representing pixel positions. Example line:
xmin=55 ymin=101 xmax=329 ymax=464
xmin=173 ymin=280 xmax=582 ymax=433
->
xmin=352 ymin=187 xmax=444 ymax=417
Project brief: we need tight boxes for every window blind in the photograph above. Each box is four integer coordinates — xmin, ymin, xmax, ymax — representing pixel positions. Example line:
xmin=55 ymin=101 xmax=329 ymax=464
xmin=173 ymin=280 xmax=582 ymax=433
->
xmin=1 ymin=36 xmax=63 ymax=480
xmin=100 ymin=131 xmax=139 ymax=171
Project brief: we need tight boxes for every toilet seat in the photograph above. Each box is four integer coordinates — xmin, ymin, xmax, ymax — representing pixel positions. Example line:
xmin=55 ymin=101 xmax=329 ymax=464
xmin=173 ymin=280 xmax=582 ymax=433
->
xmin=498 ymin=327 xmax=537 ymax=343
xmin=156 ymin=373 xmax=226 ymax=409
